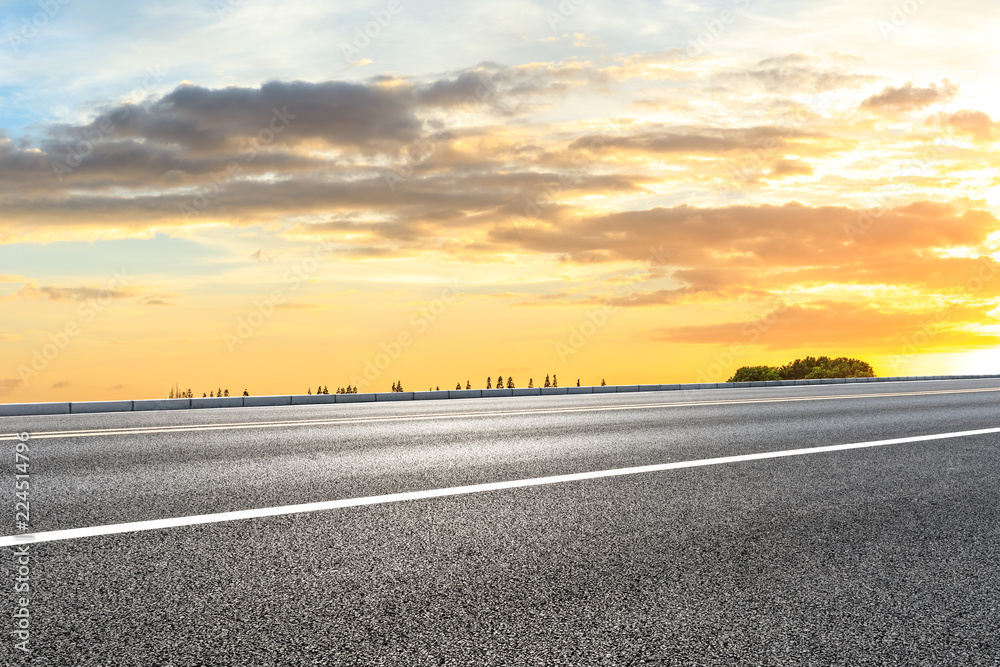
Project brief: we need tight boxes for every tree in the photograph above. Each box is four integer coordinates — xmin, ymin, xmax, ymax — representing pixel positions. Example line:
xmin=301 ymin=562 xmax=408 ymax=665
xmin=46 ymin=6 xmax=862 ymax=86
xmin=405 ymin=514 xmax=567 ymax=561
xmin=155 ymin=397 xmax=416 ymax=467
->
xmin=487 ymin=377 xmax=492 ymax=389
xmin=456 ymin=382 xmax=461 ymax=390
xmin=727 ymin=366 xmax=781 ymax=382
xmin=727 ymin=357 xmax=876 ymax=382
xmin=497 ymin=375 xmax=503 ymax=389
xmin=203 ymin=392 xmax=207 ymax=397
xmin=323 ymin=386 xmax=329 ymax=394
xmin=243 ymin=389 xmax=249 ymax=397
xmin=507 ymin=377 xmax=514 ymax=388
xmin=576 ymin=379 xmax=580 ymax=386
xmin=528 ymin=378 xmax=534 ymax=388
xmin=209 ymin=390 xmax=214 ymax=397
xmin=553 ymin=374 xmax=558 ymax=387
xmin=544 ymin=374 xmax=551 ymax=388
xmin=217 ymin=388 xmax=222 ymax=398
xmin=601 ymin=379 xmax=606 ymax=386
xmin=466 ymin=380 xmax=471 ymax=390
xmin=169 ymin=386 xmax=175 ymax=399
xmin=307 ymin=388 xmax=311 ymax=395
xmin=223 ymin=389 xmax=230 ymax=397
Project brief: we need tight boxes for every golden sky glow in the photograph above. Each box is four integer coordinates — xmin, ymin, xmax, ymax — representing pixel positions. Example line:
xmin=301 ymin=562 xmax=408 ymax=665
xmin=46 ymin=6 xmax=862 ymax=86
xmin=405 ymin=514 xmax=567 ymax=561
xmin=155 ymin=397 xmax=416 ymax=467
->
xmin=1 ymin=1 xmax=999 ymax=401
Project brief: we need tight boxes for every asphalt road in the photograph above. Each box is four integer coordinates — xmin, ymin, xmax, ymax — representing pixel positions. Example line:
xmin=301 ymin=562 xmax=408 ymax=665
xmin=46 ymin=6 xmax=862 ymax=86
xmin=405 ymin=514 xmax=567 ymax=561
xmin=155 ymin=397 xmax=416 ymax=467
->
xmin=2 ymin=379 xmax=999 ymax=665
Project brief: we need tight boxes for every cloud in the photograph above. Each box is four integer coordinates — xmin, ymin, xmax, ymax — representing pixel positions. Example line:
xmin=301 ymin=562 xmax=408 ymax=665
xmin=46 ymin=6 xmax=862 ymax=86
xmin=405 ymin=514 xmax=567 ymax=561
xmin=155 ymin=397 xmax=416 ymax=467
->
xmin=712 ymin=55 xmax=878 ymax=93
xmin=769 ymin=159 xmax=813 ymax=177
xmin=12 ymin=285 xmax=136 ymax=301
xmin=648 ymin=301 xmax=999 ymax=352
xmin=569 ymin=125 xmax=821 ymax=155
xmin=490 ymin=201 xmax=997 ymax=269
xmin=78 ymin=80 xmax=422 ymax=152
xmin=51 ymin=381 xmax=69 ymax=389
xmin=937 ymin=110 xmax=999 ymax=142
xmin=0 ymin=379 xmax=22 ymax=396
xmin=861 ymin=80 xmax=959 ymax=112
xmin=136 ymin=293 xmax=180 ymax=306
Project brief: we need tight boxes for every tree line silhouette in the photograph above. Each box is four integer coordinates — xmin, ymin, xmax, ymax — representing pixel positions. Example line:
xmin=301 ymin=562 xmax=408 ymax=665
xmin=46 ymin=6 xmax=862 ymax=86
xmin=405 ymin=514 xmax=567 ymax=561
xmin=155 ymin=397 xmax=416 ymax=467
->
xmin=169 ymin=376 xmax=613 ymax=399
xmin=167 ymin=384 xmax=249 ymax=398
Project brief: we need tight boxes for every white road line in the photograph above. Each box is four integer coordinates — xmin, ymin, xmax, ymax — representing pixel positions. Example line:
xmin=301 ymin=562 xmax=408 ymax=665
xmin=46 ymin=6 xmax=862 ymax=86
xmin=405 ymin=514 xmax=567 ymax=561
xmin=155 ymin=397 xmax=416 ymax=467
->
xmin=3 ymin=386 xmax=1000 ymax=441
xmin=3 ymin=425 xmax=999 ymax=548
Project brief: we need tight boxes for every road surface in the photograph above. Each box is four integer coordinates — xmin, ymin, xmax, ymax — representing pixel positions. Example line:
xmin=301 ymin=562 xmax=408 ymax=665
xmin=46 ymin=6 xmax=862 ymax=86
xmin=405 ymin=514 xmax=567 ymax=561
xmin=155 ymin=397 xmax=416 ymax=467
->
xmin=2 ymin=379 xmax=999 ymax=665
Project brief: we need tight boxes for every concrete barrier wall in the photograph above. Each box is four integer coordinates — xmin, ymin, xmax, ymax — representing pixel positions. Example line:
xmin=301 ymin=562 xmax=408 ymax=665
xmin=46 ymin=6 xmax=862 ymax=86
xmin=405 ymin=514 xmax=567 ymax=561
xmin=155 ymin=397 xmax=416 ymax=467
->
xmin=2 ymin=374 xmax=999 ymax=417
xmin=70 ymin=400 xmax=132 ymax=414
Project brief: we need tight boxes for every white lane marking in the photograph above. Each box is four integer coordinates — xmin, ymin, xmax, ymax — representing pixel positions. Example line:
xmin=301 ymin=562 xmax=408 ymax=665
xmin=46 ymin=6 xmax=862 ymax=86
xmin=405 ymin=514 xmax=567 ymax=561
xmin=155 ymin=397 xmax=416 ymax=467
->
xmin=3 ymin=386 xmax=1000 ymax=441
xmin=3 ymin=425 xmax=999 ymax=548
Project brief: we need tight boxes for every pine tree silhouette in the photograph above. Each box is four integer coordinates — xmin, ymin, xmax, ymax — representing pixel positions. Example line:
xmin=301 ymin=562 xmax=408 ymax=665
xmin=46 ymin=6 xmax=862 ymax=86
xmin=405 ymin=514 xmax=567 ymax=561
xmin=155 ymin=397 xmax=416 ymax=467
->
xmin=224 ymin=389 xmax=229 ymax=397
xmin=544 ymin=374 xmax=550 ymax=388
xmin=456 ymin=382 xmax=461 ymax=390
xmin=487 ymin=377 xmax=492 ymax=389
xmin=308 ymin=388 xmax=312 ymax=394
xmin=203 ymin=392 xmax=207 ymax=397
xmin=576 ymin=379 xmax=580 ymax=386
xmin=217 ymin=388 xmax=222 ymax=398
xmin=506 ymin=377 xmax=514 ymax=389
xmin=466 ymin=381 xmax=471 ymax=390
xmin=528 ymin=378 xmax=533 ymax=388
xmin=601 ymin=379 xmax=606 ymax=386
xmin=323 ymin=386 xmax=329 ymax=395
xmin=553 ymin=375 xmax=558 ymax=387
xmin=243 ymin=389 xmax=249 ymax=397
xmin=497 ymin=376 xmax=503 ymax=389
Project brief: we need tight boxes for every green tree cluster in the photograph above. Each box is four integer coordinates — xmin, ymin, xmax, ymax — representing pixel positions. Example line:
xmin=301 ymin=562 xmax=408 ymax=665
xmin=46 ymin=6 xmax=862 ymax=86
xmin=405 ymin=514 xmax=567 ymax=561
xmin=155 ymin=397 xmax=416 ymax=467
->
xmin=727 ymin=356 xmax=876 ymax=383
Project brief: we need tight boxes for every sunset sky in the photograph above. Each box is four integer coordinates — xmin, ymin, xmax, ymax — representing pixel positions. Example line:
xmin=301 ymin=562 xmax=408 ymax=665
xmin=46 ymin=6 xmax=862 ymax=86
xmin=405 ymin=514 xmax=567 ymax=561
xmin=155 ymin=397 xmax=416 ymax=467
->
xmin=2 ymin=0 xmax=1000 ymax=402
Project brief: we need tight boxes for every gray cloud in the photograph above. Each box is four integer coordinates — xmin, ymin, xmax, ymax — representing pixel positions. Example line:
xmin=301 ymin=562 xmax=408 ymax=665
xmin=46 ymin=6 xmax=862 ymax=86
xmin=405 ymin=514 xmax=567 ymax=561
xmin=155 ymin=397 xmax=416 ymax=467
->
xmin=861 ymin=80 xmax=959 ymax=112
xmin=569 ymin=126 xmax=821 ymax=155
